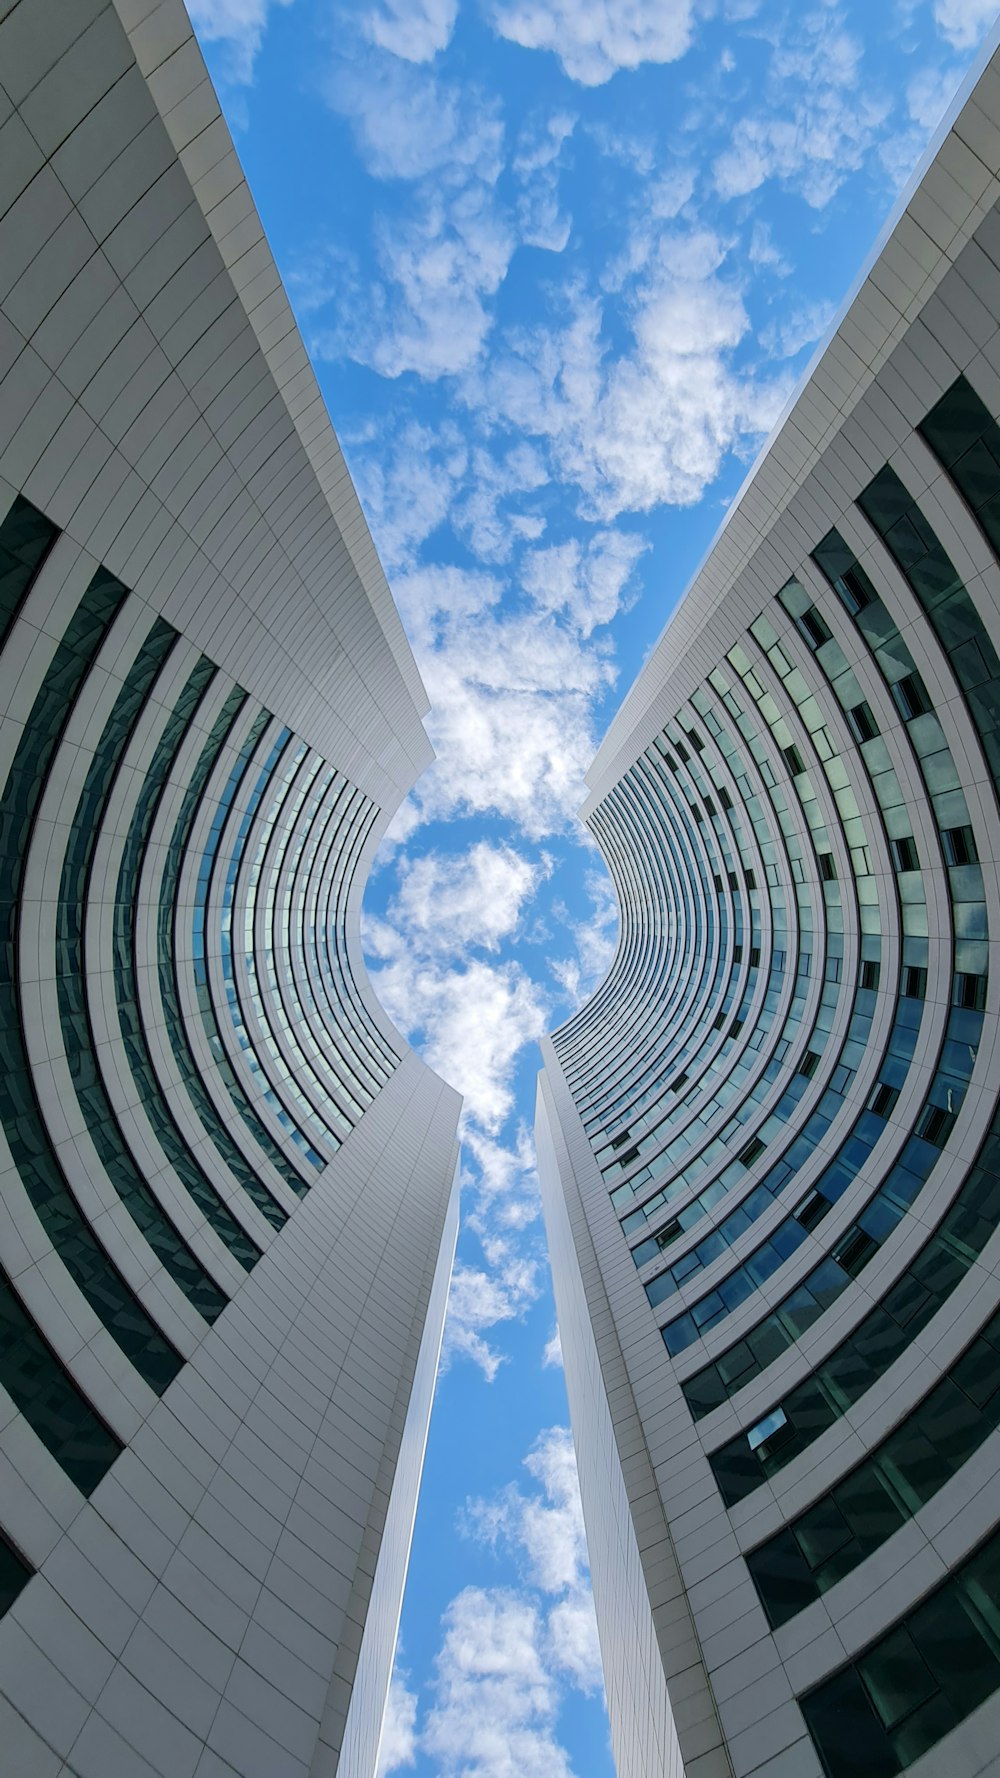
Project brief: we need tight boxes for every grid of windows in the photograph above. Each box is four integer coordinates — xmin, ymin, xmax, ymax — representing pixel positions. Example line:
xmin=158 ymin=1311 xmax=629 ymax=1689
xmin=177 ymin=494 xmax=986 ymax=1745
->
xmin=801 ymin=1528 xmax=1000 ymax=1778
xmin=748 ymin=1304 xmax=1000 ymax=1628
xmin=548 ymin=361 xmax=1000 ymax=1777
xmin=0 ymin=491 xmax=411 ymax=1566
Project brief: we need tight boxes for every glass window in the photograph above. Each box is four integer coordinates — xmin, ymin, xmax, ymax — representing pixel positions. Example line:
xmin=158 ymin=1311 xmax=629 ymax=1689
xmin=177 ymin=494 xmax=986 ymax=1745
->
xmin=0 ymin=1531 xmax=31 ymax=1621
xmin=0 ymin=495 xmax=58 ymax=646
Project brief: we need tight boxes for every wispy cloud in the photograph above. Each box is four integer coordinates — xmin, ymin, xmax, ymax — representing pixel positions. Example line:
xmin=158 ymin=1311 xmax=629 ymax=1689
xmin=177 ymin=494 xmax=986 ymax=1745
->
xmin=548 ymin=867 xmax=619 ymax=1010
xmin=328 ymin=57 xmax=504 ymax=183
xmin=490 ymin=0 xmax=697 ymax=86
xmin=760 ymin=295 xmax=837 ymax=360
xmin=712 ymin=9 xmax=890 ymax=208
xmin=350 ymin=420 xmax=469 ymax=574
xmin=421 ymin=1587 xmax=578 ymax=1778
xmin=377 ymin=1670 xmax=418 ymax=1774
xmin=389 ymin=842 xmax=547 ymax=955
xmin=933 ymin=0 xmax=1000 ymax=51
xmin=315 ymin=57 xmax=514 ymax=376
xmin=381 ymin=1428 xmax=603 ymax=1775
xmin=365 ymin=926 xmax=549 ymax=1128
xmin=359 ymin=0 xmax=458 ymax=63
xmin=386 ymin=566 xmax=617 ymax=836
xmin=471 ymin=226 xmax=788 ymax=518
xmin=189 ymin=0 xmax=292 ymax=84
xmin=442 ymin=1254 xmax=543 ymax=1379
xmin=521 ymin=529 xmax=646 ymax=636
xmin=907 ymin=60 xmax=964 ymax=130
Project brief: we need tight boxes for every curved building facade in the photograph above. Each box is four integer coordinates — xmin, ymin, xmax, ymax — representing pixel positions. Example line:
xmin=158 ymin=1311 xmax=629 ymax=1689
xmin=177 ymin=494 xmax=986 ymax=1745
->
xmin=538 ymin=35 xmax=1000 ymax=1778
xmin=0 ymin=5 xmax=461 ymax=1776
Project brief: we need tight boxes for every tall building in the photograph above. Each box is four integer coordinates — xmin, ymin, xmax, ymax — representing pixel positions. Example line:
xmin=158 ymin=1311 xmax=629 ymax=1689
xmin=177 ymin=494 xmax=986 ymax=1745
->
xmin=0 ymin=5 xmax=461 ymax=1777
xmin=537 ymin=35 xmax=1000 ymax=1778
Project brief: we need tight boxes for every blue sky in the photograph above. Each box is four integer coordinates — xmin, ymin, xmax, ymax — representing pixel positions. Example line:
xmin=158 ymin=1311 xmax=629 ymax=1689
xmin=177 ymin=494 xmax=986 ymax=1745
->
xmin=192 ymin=2 xmax=998 ymax=1773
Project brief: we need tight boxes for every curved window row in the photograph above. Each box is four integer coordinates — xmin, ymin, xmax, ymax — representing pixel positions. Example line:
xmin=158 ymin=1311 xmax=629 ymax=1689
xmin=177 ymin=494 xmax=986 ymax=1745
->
xmin=589 ymin=751 xmax=732 ymax=1140
xmin=590 ymin=704 xmax=810 ymax=1182
xmin=0 ymin=495 xmax=57 ymax=647
xmin=705 ymin=1102 xmax=1000 ymax=1500
xmin=272 ymin=772 xmax=379 ymax=1105
xmin=190 ymin=715 xmax=331 ymax=1166
xmin=598 ymin=754 xmax=747 ymax=1180
xmin=113 ymin=656 xmax=268 ymax=1264
xmin=549 ymin=348 xmax=1000 ymax=1778
xmin=0 ymin=1529 xmax=31 ymax=1621
xmin=158 ymin=701 xmax=316 ymax=1198
xmin=572 ymin=728 xmax=765 ymax=1167
xmin=319 ymin=791 xmax=401 ymax=1078
xmin=0 ymin=496 xmax=128 ymax=1499
xmin=558 ymin=731 xmax=724 ymax=1095
xmin=54 ymin=615 xmax=231 ymax=1322
xmin=634 ymin=613 xmax=904 ymax=1289
xmin=678 ymin=526 xmax=985 ymax=1395
xmin=748 ymin=1301 xmax=1000 ymax=1630
xmin=202 ymin=724 xmax=339 ymax=1162
xmin=624 ymin=674 xmax=859 ymax=1299
xmin=648 ymin=678 xmax=895 ymax=1349
xmin=0 ymin=484 xmax=418 ymax=1576
xmin=153 ymin=686 xmax=309 ymax=1201
xmin=801 ymin=1523 xmax=1000 ymax=1778
xmin=0 ymin=565 xmax=181 ymax=1393
xmin=228 ymin=749 xmax=356 ymax=1145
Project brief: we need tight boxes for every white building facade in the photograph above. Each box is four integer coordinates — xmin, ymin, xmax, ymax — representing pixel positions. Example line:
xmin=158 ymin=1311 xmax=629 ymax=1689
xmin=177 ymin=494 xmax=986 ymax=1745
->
xmin=538 ymin=34 xmax=1000 ymax=1778
xmin=0 ymin=4 xmax=461 ymax=1775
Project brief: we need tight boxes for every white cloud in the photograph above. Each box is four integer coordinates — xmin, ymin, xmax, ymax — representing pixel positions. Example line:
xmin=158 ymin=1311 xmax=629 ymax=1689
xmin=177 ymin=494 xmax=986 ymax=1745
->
xmin=760 ymin=296 xmax=837 ymax=360
xmin=366 ymin=186 xmax=516 ymax=377
xmin=407 ymin=1430 xmax=604 ymax=1777
xmin=546 ymin=1593 xmax=603 ymax=1693
xmin=521 ymin=529 xmax=646 ymax=635
xmin=361 ymin=0 xmax=458 ymax=62
xmin=364 ymin=921 xmax=549 ymax=1126
xmin=387 ymin=568 xmax=615 ymax=837
xmin=874 ymin=56 xmax=968 ymax=192
xmin=472 ymin=228 xmax=787 ymax=519
xmin=378 ymin=1671 xmax=418 ymax=1774
xmin=465 ymin=1428 xmax=587 ymax=1593
xmin=353 ymin=420 xmax=469 ymax=573
xmin=490 ymin=0 xmax=696 ymax=86
xmin=422 ymin=1588 xmax=577 ymax=1778
xmin=435 ymin=1128 xmax=543 ymax=1378
xmin=463 ymin=1123 xmax=541 ymax=1220
xmin=542 ymin=1325 xmax=563 ymax=1368
xmin=712 ymin=11 xmax=890 ymax=208
xmin=442 ymin=1256 xmax=542 ymax=1379
xmin=417 ymin=655 xmax=606 ymax=836
xmin=518 ymin=187 xmax=573 ymax=253
xmin=320 ymin=62 xmax=513 ymax=377
xmin=598 ymin=167 xmax=697 ymax=295
xmin=513 ymin=113 xmax=576 ymax=251
xmin=394 ymin=564 xmax=502 ymax=650
xmin=549 ymin=866 xmax=619 ymax=1009
xmin=390 ymin=842 xmax=546 ymax=954
xmin=907 ymin=61 xmax=963 ymax=131
xmin=451 ymin=444 xmax=549 ymax=564
xmin=189 ymin=0 xmax=292 ymax=84
xmin=328 ymin=59 xmax=503 ymax=184
xmin=461 ymin=1140 xmax=542 ymax=1359
xmin=520 ymin=1427 xmax=590 ymax=1592
xmin=748 ymin=219 xmax=791 ymax=277
xmin=934 ymin=0 xmax=999 ymax=51
xmin=587 ymin=121 xmax=657 ymax=175
xmin=463 ymin=1428 xmax=605 ymax=1691
xmin=513 ymin=113 xmax=577 ymax=177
